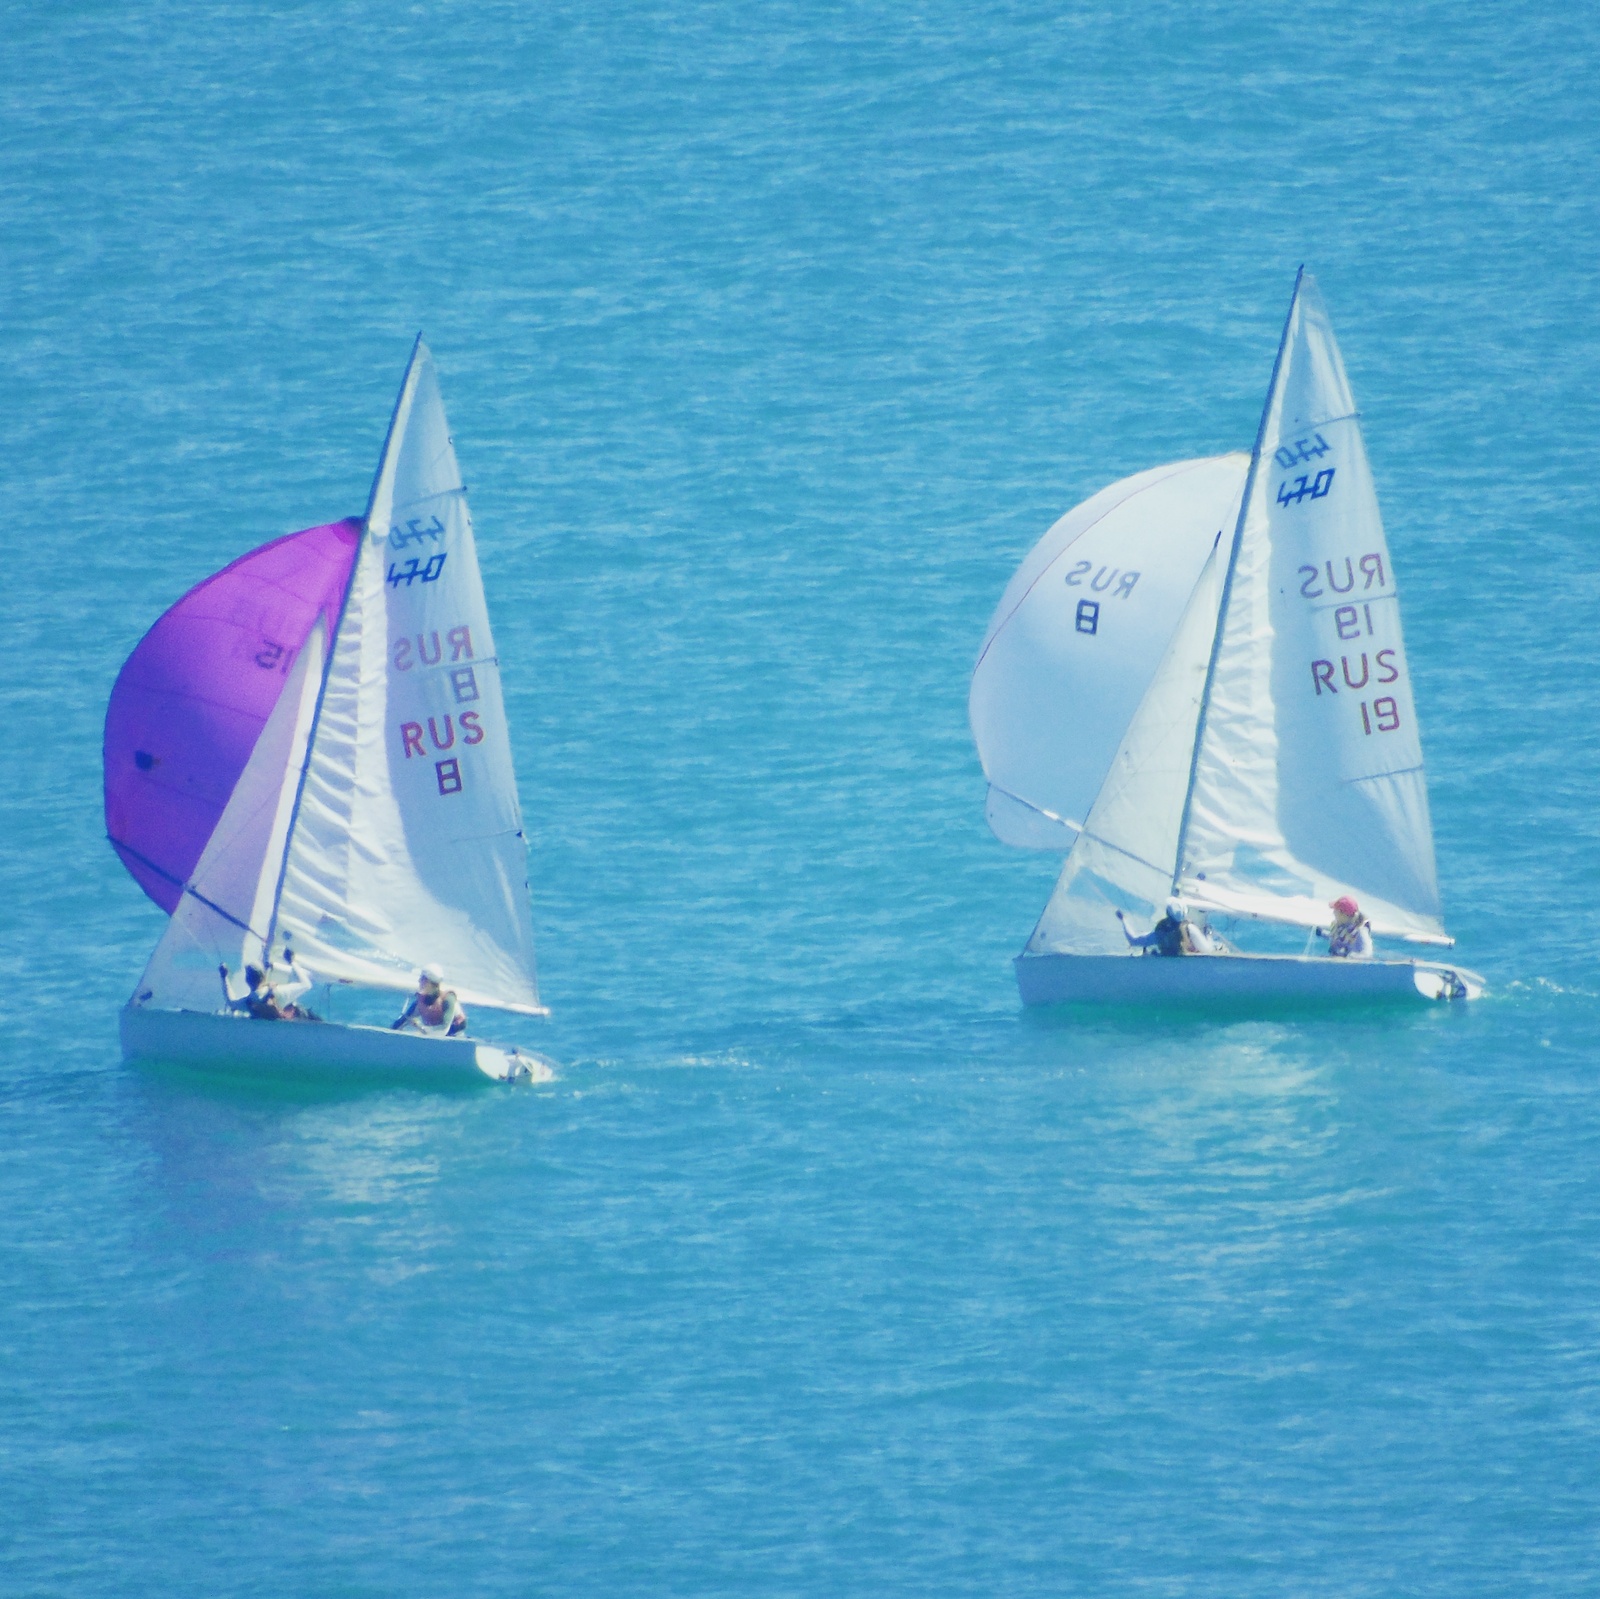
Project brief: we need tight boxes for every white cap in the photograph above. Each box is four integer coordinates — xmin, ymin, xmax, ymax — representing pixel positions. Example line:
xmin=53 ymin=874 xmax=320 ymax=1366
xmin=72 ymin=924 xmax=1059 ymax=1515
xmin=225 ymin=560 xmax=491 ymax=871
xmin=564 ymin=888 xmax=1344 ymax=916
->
xmin=1165 ymin=897 xmax=1186 ymax=920
xmin=420 ymin=964 xmax=444 ymax=985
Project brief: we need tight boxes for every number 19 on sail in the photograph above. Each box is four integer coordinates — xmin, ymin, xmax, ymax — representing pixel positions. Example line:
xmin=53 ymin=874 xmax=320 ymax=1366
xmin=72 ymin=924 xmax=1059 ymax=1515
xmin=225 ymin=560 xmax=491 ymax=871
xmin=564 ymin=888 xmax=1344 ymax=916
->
xmin=1359 ymin=696 xmax=1400 ymax=735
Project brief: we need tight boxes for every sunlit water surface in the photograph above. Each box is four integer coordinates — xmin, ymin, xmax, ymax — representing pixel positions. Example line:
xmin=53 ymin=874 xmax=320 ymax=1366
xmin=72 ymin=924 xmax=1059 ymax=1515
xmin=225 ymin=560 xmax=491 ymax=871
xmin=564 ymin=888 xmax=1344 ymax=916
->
xmin=4 ymin=4 xmax=1600 ymax=1593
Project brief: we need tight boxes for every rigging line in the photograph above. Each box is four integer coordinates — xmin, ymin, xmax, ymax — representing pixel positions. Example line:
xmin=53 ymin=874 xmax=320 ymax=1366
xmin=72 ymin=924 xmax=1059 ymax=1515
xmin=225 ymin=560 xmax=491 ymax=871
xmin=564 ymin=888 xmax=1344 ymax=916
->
xmin=182 ymin=884 xmax=264 ymax=940
xmin=106 ymin=835 xmax=185 ymax=890
xmin=985 ymin=781 xmax=1083 ymax=832
xmin=1073 ymin=825 xmax=1171 ymax=880
xmin=1171 ymin=265 xmax=1305 ymax=892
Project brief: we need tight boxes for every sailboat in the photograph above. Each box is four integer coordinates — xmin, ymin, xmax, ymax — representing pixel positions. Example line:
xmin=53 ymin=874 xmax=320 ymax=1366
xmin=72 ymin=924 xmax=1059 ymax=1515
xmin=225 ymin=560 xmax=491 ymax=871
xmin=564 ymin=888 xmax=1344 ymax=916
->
xmin=107 ymin=339 xmax=553 ymax=1081
xmin=969 ymin=270 xmax=1483 ymax=1006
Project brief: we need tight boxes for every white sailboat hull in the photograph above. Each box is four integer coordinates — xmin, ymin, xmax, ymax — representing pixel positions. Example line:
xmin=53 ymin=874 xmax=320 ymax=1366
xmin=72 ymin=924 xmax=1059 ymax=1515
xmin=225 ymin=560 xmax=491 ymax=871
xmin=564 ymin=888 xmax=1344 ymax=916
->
xmin=120 ymin=1005 xmax=553 ymax=1085
xmin=1014 ymin=951 xmax=1484 ymax=1008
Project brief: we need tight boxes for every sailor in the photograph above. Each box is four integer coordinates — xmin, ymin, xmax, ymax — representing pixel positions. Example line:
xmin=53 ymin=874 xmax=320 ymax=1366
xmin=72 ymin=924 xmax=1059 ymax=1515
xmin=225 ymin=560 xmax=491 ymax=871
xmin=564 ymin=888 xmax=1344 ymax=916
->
xmin=392 ymin=964 xmax=468 ymax=1037
xmin=219 ymin=963 xmax=289 ymax=1020
xmin=1117 ymin=899 xmax=1216 ymax=956
xmin=269 ymin=942 xmax=314 ymax=1010
xmin=1321 ymin=896 xmax=1374 ymax=959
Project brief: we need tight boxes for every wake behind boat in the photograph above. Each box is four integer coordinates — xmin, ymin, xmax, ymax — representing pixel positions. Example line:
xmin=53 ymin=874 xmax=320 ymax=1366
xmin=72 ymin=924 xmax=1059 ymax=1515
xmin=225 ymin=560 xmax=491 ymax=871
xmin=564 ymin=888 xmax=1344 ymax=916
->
xmin=969 ymin=270 xmax=1482 ymax=1008
xmin=107 ymin=339 xmax=553 ymax=1083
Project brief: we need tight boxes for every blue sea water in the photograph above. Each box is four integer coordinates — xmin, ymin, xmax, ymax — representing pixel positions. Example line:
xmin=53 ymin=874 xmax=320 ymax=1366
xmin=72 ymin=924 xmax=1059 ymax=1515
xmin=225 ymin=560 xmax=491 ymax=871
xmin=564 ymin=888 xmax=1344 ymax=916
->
xmin=4 ymin=2 xmax=1600 ymax=1592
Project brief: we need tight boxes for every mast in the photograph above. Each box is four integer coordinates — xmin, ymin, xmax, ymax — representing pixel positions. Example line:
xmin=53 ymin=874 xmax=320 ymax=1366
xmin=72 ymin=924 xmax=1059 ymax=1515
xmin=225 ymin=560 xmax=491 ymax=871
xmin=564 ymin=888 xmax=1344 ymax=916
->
xmin=262 ymin=336 xmax=425 ymax=959
xmin=1169 ymin=267 xmax=1303 ymax=892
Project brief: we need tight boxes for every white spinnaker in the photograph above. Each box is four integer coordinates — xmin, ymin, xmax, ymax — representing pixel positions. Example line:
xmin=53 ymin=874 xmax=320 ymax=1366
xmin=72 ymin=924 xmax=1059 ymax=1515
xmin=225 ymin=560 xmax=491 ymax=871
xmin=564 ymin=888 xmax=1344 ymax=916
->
xmin=1177 ymin=274 xmax=1445 ymax=942
xmin=970 ymin=454 xmax=1247 ymax=849
xmin=1026 ymin=542 xmax=1223 ymax=954
xmin=136 ymin=621 xmax=327 ymax=1010
xmin=272 ymin=341 xmax=544 ymax=1013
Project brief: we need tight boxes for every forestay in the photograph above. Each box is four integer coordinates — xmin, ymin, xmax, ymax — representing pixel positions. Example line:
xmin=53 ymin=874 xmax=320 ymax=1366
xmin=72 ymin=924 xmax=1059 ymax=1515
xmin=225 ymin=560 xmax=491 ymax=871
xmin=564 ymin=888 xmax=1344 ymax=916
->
xmin=1176 ymin=273 xmax=1444 ymax=942
xmin=970 ymin=455 xmax=1246 ymax=848
xmin=1026 ymin=542 xmax=1222 ymax=954
xmin=135 ymin=622 xmax=327 ymax=1012
xmin=271 ymin=341 xmax=544 ymax=1014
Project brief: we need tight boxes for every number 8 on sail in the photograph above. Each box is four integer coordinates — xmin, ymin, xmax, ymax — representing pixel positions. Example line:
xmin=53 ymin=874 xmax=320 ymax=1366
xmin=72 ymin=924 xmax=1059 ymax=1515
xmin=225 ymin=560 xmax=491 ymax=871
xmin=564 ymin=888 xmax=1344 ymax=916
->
xmin=107 ymin=340 xmax=554 ymax=1081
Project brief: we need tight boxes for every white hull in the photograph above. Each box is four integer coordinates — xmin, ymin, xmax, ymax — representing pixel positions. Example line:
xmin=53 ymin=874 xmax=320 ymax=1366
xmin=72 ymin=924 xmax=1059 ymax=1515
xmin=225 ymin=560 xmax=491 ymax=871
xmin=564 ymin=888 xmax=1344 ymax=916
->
xmin=1014 ymin=951 xmax=1484 ymax=1008
xmin=120 ymin=1005 xmax=553 ymax=1085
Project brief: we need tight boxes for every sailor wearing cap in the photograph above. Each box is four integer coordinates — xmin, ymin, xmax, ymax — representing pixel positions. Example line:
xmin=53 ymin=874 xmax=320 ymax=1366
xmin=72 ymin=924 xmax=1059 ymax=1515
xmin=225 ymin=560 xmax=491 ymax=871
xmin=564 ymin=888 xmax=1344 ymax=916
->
xmin=1322 ymin=896 xmax=1374 ymax=959
xmin=392 ymin=963 xmax=469 ymax=1036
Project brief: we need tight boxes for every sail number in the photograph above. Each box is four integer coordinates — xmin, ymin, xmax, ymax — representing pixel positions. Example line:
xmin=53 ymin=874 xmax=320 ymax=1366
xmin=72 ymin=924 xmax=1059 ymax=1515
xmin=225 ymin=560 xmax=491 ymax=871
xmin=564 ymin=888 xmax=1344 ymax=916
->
xmin=389 ymin=515 xmax=446 ymax=549
xmin=1274 ymin=432 xmax=1331 ymax=469
xmin=1277 ymin=468 xmax=1335 ymax=506
xmin=1064 ymin=562 xmax=1139 ymax=640
xmin=1298 ymin=554 xmax=1386 ymax=599
xmin=1063 ymin=562 xmax=1140 ymax=598
xmin=1311 ymin=654 xmax=1403 ymax=736
xmin=387 ymin=553 xmax=447 ymax=588
xmin=1359 ymin=698 xmax=1400 ymax=735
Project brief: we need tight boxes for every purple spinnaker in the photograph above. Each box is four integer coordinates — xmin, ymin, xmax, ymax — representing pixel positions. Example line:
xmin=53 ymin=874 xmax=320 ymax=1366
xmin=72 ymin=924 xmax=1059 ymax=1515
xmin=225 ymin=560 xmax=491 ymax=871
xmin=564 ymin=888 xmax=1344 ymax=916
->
xmin=104 ymin=519 xmax=361 ymax=913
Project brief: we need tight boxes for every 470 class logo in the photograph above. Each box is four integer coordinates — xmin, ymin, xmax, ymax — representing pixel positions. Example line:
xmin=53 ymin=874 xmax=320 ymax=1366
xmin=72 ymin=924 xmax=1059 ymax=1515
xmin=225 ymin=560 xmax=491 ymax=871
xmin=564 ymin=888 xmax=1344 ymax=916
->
xmin=1274 ymin=431 xmax=1337 ymax=508
xmin=388 ymin=514 xmax=446 ymax=549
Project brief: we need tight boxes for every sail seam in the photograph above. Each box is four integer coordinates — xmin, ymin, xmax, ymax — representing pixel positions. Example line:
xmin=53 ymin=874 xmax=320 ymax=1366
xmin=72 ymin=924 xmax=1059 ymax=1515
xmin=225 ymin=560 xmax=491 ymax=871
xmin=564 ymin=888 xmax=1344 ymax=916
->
xmin=1341 ymin=763 xmax=1424 ymax=785
xmin=1289 ymin=408 xmax=1361 ymax=431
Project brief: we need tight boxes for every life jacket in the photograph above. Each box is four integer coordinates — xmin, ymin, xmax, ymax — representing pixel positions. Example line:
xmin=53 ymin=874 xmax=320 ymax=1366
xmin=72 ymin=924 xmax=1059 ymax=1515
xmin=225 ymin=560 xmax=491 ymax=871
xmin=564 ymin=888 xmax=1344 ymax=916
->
xmin=245 ymin=986 xmax=283 ymax=1020
xmin=410 ymin=988 xmax=466 ymax=1033
xmin=414 ymin=990 xmax=450 ymax=1026
xmin=1328 ymin=918 xmax=1370 ymax=957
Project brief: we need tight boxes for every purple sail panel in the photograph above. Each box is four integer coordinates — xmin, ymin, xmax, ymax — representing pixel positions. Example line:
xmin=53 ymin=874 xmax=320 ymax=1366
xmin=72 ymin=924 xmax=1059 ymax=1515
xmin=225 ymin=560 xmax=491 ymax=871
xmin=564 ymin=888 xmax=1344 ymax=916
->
xmin=104 ymin=519 xmax=361 ymax=912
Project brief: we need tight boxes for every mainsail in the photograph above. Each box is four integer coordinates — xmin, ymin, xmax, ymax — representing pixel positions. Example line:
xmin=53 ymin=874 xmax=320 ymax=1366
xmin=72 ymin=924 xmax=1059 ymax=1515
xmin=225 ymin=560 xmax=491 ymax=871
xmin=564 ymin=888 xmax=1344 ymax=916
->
xmin=104 ymin=519 xmax=360 ymax=910
xmin=270 ymin=340 xmax=545 ymax=1015
xmin=969 ymin=455 xmax=1247 ymax=849
xmin=1175 ymin=272 xmax=1445 ymax=942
